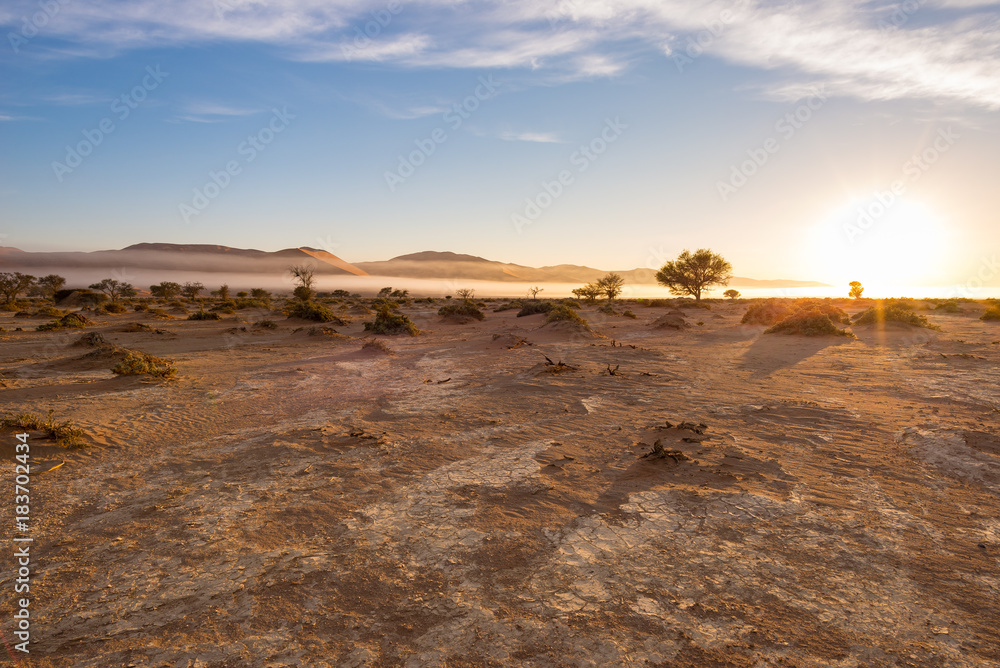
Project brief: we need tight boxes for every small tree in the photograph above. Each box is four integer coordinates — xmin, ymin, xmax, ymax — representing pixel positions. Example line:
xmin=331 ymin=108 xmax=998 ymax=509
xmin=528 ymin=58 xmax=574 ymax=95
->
xmin=32 ymin=274 xmax=66 ymax=300
xmin=572 ymin=284 xmax=603 ymax=304
xmin=288 ymin=265 xmax=316 ymax=301
xmin=0 ymin=272 xmax=35 ymax=305
xmin=150 ymin=281 xmax=182 ymax=300
xmin=377 ymin=287 xmax=393 ymax=299
xmin=211 ymin=284 xmax=231 ymax=300
xmin=849 ymin=281 xmax=864 ymax=299
xmin=724 ymin=289 xmax=741 ymax=301
xmin=182 ymin=282 xmax=205 ymax=300
xmin=655 ymin=249 xmax=732 ymax=302
xmin=250 ymin=288 xmax=271 ymax=301
xmin=596 ymin=273 xmax=625 ymax=300
xmin=527 ymin=286 xmax=543 ymax=300
xmin=456 ymin=288 xmax=475 ymax=300
xmin=89 ymin=278 xmax=137 ymax=303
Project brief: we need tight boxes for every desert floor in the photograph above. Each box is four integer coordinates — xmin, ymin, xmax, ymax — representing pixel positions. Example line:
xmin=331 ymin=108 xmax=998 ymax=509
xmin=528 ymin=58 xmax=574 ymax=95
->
xmin=1 ymin=299 xmax=998 ymax=667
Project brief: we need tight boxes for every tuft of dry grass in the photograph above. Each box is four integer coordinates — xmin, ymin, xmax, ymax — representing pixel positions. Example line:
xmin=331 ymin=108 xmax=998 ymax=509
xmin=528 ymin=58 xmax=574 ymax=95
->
xmin=1 ymin=410 xmax=86 ymax=448
xmin=111 ymin=349 xmax=177 ymax=378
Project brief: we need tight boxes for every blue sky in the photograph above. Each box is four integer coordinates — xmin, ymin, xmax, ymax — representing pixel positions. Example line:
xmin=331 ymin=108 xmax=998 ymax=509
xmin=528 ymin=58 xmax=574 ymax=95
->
xmin=1 ymin=0 xmax=998 ymax=288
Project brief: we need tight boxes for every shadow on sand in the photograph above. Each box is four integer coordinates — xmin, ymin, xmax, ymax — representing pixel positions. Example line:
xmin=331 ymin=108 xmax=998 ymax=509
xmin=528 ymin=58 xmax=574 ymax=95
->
xmin=739 ymin=333 xmax=855 ymax=378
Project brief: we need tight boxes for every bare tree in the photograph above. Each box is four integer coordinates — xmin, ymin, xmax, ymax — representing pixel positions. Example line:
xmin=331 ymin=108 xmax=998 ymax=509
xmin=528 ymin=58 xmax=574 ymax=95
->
xmin=527 ymin=286 xmax=543 ymax=299
xmin=456 ymin=288 xmax=476 ymax=300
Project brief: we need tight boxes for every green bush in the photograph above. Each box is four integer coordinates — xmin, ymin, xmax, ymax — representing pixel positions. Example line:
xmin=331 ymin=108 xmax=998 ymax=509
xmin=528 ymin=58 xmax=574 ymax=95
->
xmin=934 ymin=300 xmax=962 ymax=313
xmin=561 ymin=299 xmax=582 ymax=309
xmin=517 ymin=301 xmax=555 ymax=317
xmin=37 ymin=312 xmax=92 ymax=331
xmin=765 ymin=309 xmax=856 ymax=337
xmin=493 ymin=300 xmax=524 ymax=312
xmin=643 ymin=299 xmax=673 ymax=307
xmin=285 ymin=301 xmax=348 ymax=324
xmin=253 ymin=319 xmax=279 ymax=329
xmin=188 ymin=310 xmax=222 ymax=321
xmin=623 ymin=310 xmax=637 ymax=319
xmin=598 ymin=303 xmax=617 ymax=315
xmin=133 ymin=301 xmax=150 ymax=312
xmin=545 ymin=304 xmax=589 ymax=327
xmin=364 ymin=306 xmax=419 ymax=336
xmin=980 ymin=306 xmax=1000 ymax=321
xmin=790 ymin=299 xmax=850 ymax=325
xmin=438 ymin=301 xmax=485 ymax=321
xmin=853 ymin=300 xmax=940 ymax=329
xmin=234 ymin=298 xmax=271 ymax=310
xmin=99 ymin=302 xmax=129 ymax=314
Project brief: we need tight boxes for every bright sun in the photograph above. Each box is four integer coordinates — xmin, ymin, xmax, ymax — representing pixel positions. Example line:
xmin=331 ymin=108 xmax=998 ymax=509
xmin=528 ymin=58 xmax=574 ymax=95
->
xmin=808 ymin=197 xmax=950 ymax=293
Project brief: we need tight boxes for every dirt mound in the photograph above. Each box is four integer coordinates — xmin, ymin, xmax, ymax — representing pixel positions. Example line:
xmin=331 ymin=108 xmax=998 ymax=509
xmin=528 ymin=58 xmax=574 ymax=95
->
xmin=490 ymin=333 xmax=532 ymax=349
xmin=651 ymin=314 xmax=689 ymax=330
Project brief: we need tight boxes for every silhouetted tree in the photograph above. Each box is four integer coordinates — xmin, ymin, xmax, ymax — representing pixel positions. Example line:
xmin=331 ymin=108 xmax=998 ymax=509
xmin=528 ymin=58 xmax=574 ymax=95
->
xmin=849 ymin=281 xmax=864 ymax=299
xmin=655 ymin=249 xmax=732 ymax=302
xmin=597 ymin=273 xmax=625 ymax=300
xmin=724 ymin=289 xmax=741 ymax=301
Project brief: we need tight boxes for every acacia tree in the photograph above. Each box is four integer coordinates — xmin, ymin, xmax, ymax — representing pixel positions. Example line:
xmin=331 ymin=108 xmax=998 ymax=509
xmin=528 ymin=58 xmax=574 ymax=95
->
xmin=655 ymin=249 xmax=732 ymax=302
xmin=849 ymin=281 xmax=864 ymax=299
xmin=182 ymin=282 xmax=205 ymax=300
xmin=89 ymin=278 xmax=137 ymax=303
xmin=0 ymin=272 xmax=35 ymax=305
xmin=572 ymin=284 xmax=603 ymax=304
xmin=31 ymin=274 xmax=66 ymax=300
xmin=150 ymin=281 xmax=182 ymax=300
xmin=288 ymin=265 xmax=316 ymax=301
xmin=456 ymin=288 xmax=475 ymax=300
xmin=527 ymin=286 xmax=543 ymax=299
xmin=211 ymin=284 xmax=231 ymax=300
xmin=724 ymin=289 xmax=741 ymax=301
xmin=597 ymin=273 xmax=625 ymax=300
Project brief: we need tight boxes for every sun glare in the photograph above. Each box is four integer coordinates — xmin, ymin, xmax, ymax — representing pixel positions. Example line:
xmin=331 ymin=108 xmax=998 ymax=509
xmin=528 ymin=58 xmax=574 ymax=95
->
xmin=808 ymin=197 xmax=950 ymax=295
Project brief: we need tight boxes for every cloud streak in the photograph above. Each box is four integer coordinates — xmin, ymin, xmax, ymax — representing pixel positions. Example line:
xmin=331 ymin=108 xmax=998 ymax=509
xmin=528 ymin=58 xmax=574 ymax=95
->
xmin=2 ymin=0 xmax=998 ymax=108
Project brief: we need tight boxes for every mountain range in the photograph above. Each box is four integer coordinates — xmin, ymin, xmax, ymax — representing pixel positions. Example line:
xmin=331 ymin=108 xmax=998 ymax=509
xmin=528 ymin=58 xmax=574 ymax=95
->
xmin=0 ymin=244 xmax=831 ymax=288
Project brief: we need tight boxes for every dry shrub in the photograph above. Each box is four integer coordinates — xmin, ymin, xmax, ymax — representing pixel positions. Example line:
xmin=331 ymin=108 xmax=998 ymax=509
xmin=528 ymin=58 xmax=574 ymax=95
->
xmin=741 ymin=299 xmax=793 ymax=325
xmin=765 ymin=309 xmax=856 ymax=337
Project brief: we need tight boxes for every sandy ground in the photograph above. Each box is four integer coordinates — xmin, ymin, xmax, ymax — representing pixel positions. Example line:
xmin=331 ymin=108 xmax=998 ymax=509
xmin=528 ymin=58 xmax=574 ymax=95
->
xmin=0 ymin=299 xmax=998 ymax=667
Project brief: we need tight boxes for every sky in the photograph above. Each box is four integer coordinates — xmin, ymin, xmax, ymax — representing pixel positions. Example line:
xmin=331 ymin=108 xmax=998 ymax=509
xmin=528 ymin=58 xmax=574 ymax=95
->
xmin=1 ymin=0 xmax=999 ymax=291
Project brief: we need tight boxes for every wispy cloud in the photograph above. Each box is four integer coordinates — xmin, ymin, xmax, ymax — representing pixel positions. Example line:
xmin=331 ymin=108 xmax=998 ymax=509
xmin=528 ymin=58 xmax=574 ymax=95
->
xmin=497 ymin=130 xmax=565 ymax=143
xmin=2 ymin=0 xmax=998 ymax=109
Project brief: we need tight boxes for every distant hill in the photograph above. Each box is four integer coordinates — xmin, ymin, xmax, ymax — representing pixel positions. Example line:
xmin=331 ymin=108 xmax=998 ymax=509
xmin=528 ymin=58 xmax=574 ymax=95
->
xmin=0 ymin=243 xmax=368 ymax=276
xmin=0 ymin=244 xmax=830 ymax=287
xmin=355 ymin=251 xmax=831 ymax=287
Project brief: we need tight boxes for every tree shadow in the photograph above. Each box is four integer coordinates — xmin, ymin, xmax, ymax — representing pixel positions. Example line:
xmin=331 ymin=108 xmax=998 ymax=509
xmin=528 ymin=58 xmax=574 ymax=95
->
xmin=739 ymin=334 xmax=855 ymax=378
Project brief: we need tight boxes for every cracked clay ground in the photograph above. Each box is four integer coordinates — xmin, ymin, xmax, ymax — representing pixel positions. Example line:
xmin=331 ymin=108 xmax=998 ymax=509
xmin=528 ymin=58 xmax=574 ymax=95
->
xmin=1 ymin=300 xmax=998 ymax=667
